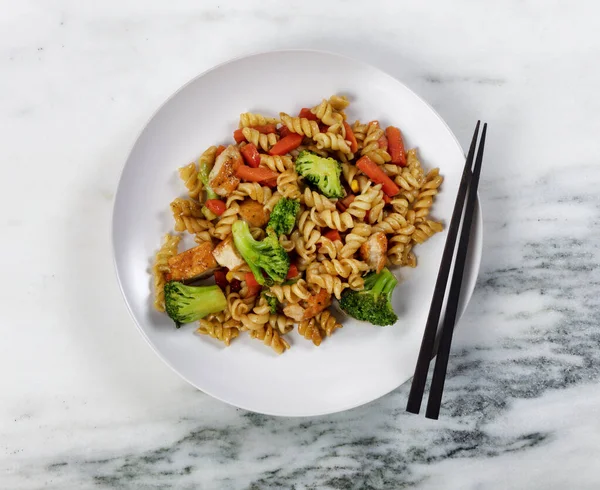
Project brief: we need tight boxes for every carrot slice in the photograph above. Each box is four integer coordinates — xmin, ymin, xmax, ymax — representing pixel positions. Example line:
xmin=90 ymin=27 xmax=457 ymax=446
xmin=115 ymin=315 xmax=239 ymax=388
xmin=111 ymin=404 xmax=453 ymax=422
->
xmin=216 ymin=145 xmax=227 ymax=156
xmin=245 ymin=284 xmax=262 ymax=298
xmin=377 ymin=134 xmax=388 ymax=151
xmin=268 ymin=133 xmax=303 ymax=156
xmin=323 ymin=229 xmax=342 ymax=242
xmin=240 ymin=143 xmax=261 ymax=168
xmin=299 ymin=108 xmax=319 ymax=121
xmin=386 ymin=126 xmax=407 ymax=166
xmin=279 ymin=125 xmax=291 ymax=138
xmin=233 ymin=129 xmax=246 ymax=144
xmin=236 ymin=165 xmax=279 ymax=183
xmin=252 ymin=124 xmax=277 ymax=134
xmin=245 ymin=272 xmax=260 ymax=287
xmin=205 ymin=199 xmax=226 ymax=216
xmin=343 ymin=122 xmax=358 ymax=153
xmin=286 ymin=264 xmax=299 ymax=279
xmin=356 ymin=156 xmax=400 ymax=196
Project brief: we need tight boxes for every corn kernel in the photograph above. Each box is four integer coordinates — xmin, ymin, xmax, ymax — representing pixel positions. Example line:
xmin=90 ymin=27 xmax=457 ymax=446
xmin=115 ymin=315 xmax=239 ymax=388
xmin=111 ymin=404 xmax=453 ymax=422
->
xmin=350 ymin=179 xmax=359 ymax=193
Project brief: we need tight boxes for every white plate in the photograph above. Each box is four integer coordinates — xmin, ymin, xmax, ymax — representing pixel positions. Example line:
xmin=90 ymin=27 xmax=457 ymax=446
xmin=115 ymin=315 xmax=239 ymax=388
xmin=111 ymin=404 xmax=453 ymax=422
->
xmin=112 ymin=50 xmax=483 ymax=417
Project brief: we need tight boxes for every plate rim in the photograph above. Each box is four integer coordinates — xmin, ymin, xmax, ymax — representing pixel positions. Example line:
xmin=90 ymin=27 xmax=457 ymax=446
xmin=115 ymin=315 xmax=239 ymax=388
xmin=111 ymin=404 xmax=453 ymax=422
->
xmin=111 ymin=48 xmax=484 ymax=417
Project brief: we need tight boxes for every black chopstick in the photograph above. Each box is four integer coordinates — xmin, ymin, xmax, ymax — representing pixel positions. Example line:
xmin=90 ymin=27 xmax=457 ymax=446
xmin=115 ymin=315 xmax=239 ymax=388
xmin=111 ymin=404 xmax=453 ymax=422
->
xmin=406 ymin=121 xmax=486 ymax=416
xmin=425 ymin=123 xmax=487 ymax=419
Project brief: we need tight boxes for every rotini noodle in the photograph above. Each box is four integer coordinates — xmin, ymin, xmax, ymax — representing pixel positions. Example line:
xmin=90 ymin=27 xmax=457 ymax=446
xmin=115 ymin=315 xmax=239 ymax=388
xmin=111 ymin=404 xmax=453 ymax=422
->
xmin=340 ymin=222 xmax=371 ymax=258
xmin=306 ymin=262 xmax=348 ymax=300
xmin=241 ymin=127 xmax=279 ymax=152
xmin=313 ymin=132 xmax=353 ymax=157
xmin=250 ymin=324 xmax=290 ymax=354
xmin=309 ymin=208 xmax=354 ymax=232
xmin=212 ymin=203 xmax=240 ymax=240
xmin=411 ymin=220 xmax=444 ymax=244
xmin=152 ymin=234 xmax=181 ymax=312
xmin=279 ymin=112 xmax=321 ymax=137
xmin=178 ymin=163 xmax=203 ymax=201
xmin=311 ymin=99 xmax=343 ymax=126
xmin=277 ymin=169 xmax=302 ymax=200
xmin=268 ymin=279 xmax=311 ymax=304
xmin=302 ymin=187 xmax=336 ymax=211
xmin=226 ymin=182 xmax=273 ymax=207
xmin=260 ymin=154 xmax=294 ymax=173
xmin=196 ymin=319 xmax=239 ymax=346
xmin=239 ymin=112 xmax=278 ymax=128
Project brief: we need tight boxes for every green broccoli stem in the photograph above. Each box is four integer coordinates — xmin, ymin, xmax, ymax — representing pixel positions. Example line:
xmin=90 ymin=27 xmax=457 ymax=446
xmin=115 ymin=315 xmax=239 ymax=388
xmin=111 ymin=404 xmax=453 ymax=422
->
xmin=366 ymin=268 xmax=398 ymax=297
xmin=232 ymin=220 xmax=266 ymax=285
xmin=198 ymin=162 xmax=218 ymax=200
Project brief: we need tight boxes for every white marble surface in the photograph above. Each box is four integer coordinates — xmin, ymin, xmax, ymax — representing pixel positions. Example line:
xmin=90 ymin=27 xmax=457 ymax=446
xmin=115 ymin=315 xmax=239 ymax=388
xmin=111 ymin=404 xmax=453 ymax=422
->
xmin=2 ymin=0 xmax=600 ymax=488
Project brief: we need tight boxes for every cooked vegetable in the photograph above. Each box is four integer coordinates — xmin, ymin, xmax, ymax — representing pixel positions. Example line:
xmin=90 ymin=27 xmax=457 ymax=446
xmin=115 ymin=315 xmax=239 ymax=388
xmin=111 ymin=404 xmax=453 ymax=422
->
xmin=252 ymin=124 xmax=278 ymax=134
xmin=236 ymin=165 xmax=279 ymax=183
xmin=215 ymin=145 xmax=226 ymax=156
xmin=205 ymin=199 xmax=226 ymax=216
xmin=323 ymin=229 xmax=341 ymax=242
xmin=164 ymin=282 xmax=227 ymax=328
xmin=198 ymin=154 xmax=218 ymax=200
xmin=298 ymin=107 xmax=319 ymax=121
xmin=356 ymin=155 xmax=400 ymax=197
xmin=213 ymin=269 xmax=228 ymax=290
xmin=295 ymin=150 xmax=344 ymax=199
xmin=264 ymin=293 xmax=279 ymax=314
xmin=232 ymin=220 xmax=290 ymax=286
xmin=240 ymin=143 xmax=261 ymax=168
xmin=385 ymin=126 xmax=406 ymax=166
xmin=267 ymin=197 xmax=300 ymax=236
xmin=286 ymin=263 xmax=299 ymax=279
xmin=343 ymin=122 xmax=358 ymax=153
xmin=269 ymin=133 xmax=303 ymax=156
xmin=233 ymin=129 xmax=246 ymax=144
xmin=339 ymin=267 xmax=398 ymax=326
xmin=245 ymin=271 xmax=260 ymax=288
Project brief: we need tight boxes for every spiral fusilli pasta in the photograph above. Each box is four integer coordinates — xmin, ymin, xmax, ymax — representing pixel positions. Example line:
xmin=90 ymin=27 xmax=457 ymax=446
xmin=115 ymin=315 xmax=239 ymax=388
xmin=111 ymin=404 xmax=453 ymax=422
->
xmin=239 ymin=112 xmax=278 ymax=128
xmin=279 ymin=112 xmax=321 ymax=137
xmin=213 ymin=203 xmax=240 ymax=240
xmin=311 ymin=99 xmax=343 ymax=126
xmin=152 ymin=234 xmax=181 ymax=312
xmin=309 ymin=207 xmax=354 ymax=232
xmin=242 ymin=127 xmax=279 ymax=152
xmin=260 ymin=154 xmax=294 ymax=173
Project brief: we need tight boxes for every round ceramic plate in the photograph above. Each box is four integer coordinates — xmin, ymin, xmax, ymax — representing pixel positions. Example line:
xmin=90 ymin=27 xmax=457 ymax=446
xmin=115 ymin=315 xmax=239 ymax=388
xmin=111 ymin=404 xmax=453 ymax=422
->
xmin=113 ymin=50 xmax=483 ymax=417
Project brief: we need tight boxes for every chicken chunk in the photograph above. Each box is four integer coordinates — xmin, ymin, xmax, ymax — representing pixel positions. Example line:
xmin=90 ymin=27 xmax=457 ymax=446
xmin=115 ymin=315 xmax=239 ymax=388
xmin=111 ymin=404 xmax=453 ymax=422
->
xmin=166 ymin=242 xmax=217 ymax=281
xmin=283 ymin=288 xmax=332 ymax=321
xmin=360 ymin=232 xmax=388 ymax=273
xmin=238 ymin=199 xmax=270 ymax=228
xmin=208 ymin=145 xmax=242 ymax=197
xmin=212 ymin=236 xmax=246 ymax=271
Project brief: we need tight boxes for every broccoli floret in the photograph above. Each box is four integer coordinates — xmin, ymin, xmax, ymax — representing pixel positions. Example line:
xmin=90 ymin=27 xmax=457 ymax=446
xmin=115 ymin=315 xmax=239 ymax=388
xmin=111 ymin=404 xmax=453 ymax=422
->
xmin=267 ymin=197 xmax=300 ymax=236
xmin=262 ymin=293 xmax=279 ymax=314
xmin=339 ymin=268 xmax=398 ymax=326
xmin=232 ymin=220 xmax=290 ymax=286
xmin=164 ymin=281 xmax=227 ymax=328
xmin=198 ymin=160 xmax=218 ymax=200
xmin=295 ymin=150 xmax=344 ymax=199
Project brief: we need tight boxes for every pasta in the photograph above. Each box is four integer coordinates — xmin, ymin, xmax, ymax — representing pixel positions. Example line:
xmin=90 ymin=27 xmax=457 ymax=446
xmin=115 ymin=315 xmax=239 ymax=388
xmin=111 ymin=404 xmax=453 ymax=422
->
xmin=309 ymin=207 xmax=354 ymax=232
xmin=313 ymin=132 xmax=353 ymax=157
xmin=239 ymin=112 xmax=278 ymax=128
xmin=178 ymin=163 xmax=202 ymax=201
xmin=340 ymin=223 xmax=371 ymax=258
xmin=260 ymin=154 xmax=294 ymax=173
xmin=302 ymin=187 xmax=336 ymax=211
xmin=241 ymin=127 xmax=279 ymax=152
xmin=311 ymin=99 xmax=343 ymax=126
xmin=152 ymin=234 xmax=181 ymax=311
xmin=298 ymin=310 xmax=343 ymax=346
xmin=196 ymin=319 xmax=239 ymax=346
xmin=151 ymin=95 xmax=445 ymax=353
xmin=279 ymin=112 xmax=321 ymax=137
xmin=277 ymin=169 xmax=302 ymax=200
xmin=212 ymin=202 xmax=240 ymax=240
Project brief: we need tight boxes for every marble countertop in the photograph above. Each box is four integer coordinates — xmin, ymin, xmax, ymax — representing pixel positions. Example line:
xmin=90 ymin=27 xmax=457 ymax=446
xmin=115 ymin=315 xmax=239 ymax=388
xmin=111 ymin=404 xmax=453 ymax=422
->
xmin=2 ymin=1 xmax=600 ymax=488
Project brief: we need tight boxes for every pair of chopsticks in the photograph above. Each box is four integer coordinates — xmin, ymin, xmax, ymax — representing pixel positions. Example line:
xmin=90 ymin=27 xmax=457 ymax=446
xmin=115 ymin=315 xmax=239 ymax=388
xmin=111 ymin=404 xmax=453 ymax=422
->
xmin=406 ymin=121 xmax=487 ymax=419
